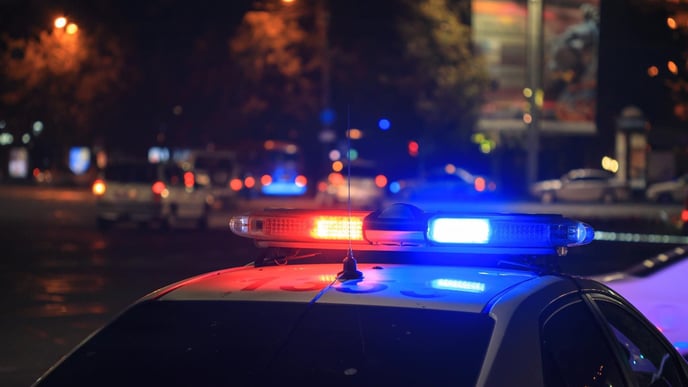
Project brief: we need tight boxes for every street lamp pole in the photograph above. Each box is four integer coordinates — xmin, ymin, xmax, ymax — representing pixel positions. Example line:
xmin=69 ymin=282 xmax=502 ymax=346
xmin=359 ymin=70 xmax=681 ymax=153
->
xmin=317 ymin=0 xmax=331 ymax=125
xmin=315 ymin=0 xmax=334 ymax=140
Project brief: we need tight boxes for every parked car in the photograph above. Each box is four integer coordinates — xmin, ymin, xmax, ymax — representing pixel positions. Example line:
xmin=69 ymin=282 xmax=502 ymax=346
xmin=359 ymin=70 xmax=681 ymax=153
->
xmin=33 ymin=204 xmax=688 ymax=386
xmin=389 ymin=165 xmax=497 ymax=202
xmin=645 ymin=173 xmax=688 ymax=203
xmin=530 ymin=168 xmax=630 ymax=204
xmin=315 ymin=161 xmax=388 ymax=209
xmin=91 ymin=160 xmax=214 ymax=230
xmin=592 ymin=244 xmax=688 ymax=359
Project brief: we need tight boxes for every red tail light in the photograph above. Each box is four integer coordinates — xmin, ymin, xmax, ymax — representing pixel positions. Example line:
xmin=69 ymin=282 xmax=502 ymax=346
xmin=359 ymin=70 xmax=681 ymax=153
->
xmin=474 ymin=177 xmax=486 ymax=192
xmin=230 ymin=178 xmax=243 ymax=191
xmin=183 ymin=171 xmax=195 ymax=188
xmin=295 ymin=175 xmax=308 ymax=187
xmin=244 ymin=176 xmax=256 ymax=189
xmin=261 ymin=174 xmax=273 ymax=186
xmin=152 ymin=181 xmax=166 ymax=202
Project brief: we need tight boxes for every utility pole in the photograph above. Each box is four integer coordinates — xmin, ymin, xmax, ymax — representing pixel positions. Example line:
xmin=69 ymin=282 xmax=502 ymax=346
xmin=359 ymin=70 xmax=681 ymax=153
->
xmin=316 ymin=0 xmax=334 ymax=141
xmin=526 ymin=0 xmax=543 ymax=189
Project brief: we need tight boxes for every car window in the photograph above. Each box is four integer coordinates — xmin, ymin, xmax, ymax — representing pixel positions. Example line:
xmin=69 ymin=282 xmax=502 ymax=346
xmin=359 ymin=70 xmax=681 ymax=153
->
xmin=595 ymin=299 xmax=685 ymax=387
xmin=103 ymin=163 xmax=157 ymax=183
xmin=541 ymin=299 xmax=626 ymax=386
xmin=38 ymin=300 xmax=494 ymax=386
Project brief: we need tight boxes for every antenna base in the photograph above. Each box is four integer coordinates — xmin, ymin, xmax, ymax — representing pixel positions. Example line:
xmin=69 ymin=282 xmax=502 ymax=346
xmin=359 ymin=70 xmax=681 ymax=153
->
xmin=338 ymin=254 xmax=363 ymax=280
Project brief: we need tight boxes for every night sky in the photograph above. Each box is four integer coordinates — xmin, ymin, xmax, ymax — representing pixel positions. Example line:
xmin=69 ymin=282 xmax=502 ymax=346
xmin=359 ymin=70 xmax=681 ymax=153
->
xmin=1 ymin=0 xmax=686 ymax=177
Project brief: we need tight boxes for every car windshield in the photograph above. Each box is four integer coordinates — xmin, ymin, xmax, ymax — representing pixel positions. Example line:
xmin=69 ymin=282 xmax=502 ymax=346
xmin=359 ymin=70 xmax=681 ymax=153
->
xmin=38 ymin=300 xmax=494 ymax=386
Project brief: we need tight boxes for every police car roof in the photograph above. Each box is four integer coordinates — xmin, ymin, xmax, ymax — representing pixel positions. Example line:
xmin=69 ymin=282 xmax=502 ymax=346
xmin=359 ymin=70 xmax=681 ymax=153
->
xmin=149 ymin=263 xmax=562 ymax=313
xmin=145 ymin=204 xmax=597 ymax=312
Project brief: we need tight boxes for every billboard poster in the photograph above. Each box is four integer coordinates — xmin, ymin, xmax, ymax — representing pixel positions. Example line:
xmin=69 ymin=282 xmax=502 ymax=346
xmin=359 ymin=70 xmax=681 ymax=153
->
xmin=8 ymin=147 xmax=28 ymax=178
xmin=472 ymin=0 xmax=599 ymax=135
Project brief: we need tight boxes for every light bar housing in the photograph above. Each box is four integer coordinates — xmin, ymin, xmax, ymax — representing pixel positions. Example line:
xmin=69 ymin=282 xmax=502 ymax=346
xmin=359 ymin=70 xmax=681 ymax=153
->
xmin=229 ymin=204 xmax=594 ymax=255
xmin=229 ymin=209 xmax=372 ymax=244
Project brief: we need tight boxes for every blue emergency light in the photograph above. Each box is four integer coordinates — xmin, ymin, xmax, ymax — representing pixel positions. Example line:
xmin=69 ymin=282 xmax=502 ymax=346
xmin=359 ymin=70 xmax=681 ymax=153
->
xmin=229 ymin=203 xmax=594 ymax=256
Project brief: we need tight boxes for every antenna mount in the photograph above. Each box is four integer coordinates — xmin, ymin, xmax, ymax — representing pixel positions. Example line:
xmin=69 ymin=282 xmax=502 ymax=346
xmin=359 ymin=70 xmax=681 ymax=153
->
xmin=338 ymin=249 xmax=363 ymax=280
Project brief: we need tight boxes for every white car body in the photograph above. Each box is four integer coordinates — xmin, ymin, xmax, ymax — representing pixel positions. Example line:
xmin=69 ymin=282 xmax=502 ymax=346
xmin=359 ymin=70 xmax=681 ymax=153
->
xmin=592 ymin=245 xmax=688 ymax=357
xmin=94 ymin=160 xmax=214 ymax=230
xmin=530 ymin=168 xmax=630 ymax=203
xmin=645 ymin=174 xmax=688 ymax=203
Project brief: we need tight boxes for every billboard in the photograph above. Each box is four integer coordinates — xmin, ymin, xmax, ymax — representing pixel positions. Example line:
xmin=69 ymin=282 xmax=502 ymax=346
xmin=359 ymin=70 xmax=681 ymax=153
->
xmin=472 ymin=0 xmax=599 ymax=135
xmin=8 ymin=147 xmax=28 ymax=178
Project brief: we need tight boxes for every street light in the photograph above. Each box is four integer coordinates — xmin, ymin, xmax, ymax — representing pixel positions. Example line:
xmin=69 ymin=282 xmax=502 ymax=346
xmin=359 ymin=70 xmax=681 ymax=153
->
xmin=54 ymin=17 xmax=67 ymax=29
xmin=66 ymin=23 xmax=78 ymax=35
xmin=54 ymin=16 xmax=78 ymax=35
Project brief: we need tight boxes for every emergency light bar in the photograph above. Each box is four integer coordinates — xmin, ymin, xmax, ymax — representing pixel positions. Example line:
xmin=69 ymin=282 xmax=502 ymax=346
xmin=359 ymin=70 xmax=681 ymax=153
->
xmin=229 ymin=204 xmax=594 ymax=255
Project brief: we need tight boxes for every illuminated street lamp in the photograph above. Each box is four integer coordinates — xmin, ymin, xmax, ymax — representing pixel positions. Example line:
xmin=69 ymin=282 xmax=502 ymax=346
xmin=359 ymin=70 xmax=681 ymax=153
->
xmin=54 ymin=17 xmax=67 ymax=29
xmin=54 ymin=16 xmax=78 ymax=35
xmin=66 ymin=23 xmax=79 ymax=35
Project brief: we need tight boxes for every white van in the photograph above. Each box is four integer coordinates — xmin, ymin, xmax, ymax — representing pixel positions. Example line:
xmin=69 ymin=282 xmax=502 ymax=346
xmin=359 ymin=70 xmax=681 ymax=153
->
xmin=92 ymin=160 xmax=214 ymax=230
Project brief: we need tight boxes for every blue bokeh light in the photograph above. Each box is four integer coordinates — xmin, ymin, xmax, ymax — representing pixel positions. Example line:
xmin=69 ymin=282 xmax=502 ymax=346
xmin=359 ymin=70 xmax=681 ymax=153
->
xmin=320 ymin=108 xmax=336 ymax=125
xmin=378 ymin=118 xmax=391 ymax=130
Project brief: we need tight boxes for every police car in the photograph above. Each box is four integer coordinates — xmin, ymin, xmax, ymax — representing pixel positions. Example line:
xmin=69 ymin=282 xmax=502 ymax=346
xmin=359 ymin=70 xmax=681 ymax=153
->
xmin=34 ymin=204 xmax=688 ymax=386
xmin=593 ymin=244 xmax=688 ymax=360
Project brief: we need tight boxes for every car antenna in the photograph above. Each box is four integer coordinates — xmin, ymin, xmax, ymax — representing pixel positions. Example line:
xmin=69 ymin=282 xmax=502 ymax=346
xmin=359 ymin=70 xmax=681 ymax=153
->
xmin=338 ymin=104 xmax=363 ymax=280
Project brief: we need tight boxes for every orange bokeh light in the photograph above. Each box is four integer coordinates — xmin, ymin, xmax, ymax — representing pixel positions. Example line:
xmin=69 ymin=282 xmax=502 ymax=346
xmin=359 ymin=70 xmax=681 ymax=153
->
xmin=230 ymin=178 xmax=243 ymax=191
xmin=261 ymin=174 xmax=273 ymax=186
xmin=375 ymin=174 xmax=387 ymax=188
xmin=295 ymin=175 xmax=307 ymax=187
